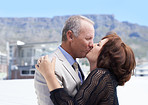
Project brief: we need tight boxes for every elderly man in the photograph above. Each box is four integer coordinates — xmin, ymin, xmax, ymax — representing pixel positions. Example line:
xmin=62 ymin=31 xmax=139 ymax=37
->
xmin=34 ymin=15 xmax=95 ymax=105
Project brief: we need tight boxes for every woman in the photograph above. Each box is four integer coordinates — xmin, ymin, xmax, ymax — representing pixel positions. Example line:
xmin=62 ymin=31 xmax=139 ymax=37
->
xmin=35 ymin=32 xmax=136 ymax=105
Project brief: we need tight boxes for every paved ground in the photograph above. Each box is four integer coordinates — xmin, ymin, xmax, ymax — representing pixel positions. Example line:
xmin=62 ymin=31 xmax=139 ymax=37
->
xmin=0 ymin=76 xmax=148 ymax=105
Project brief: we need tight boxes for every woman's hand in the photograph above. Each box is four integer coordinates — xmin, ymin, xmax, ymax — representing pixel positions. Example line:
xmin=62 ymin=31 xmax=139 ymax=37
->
xmin=35 ymin=55 xmax=56 ymax=78
xmin=35 ymin=55 xmax=62 ymax=91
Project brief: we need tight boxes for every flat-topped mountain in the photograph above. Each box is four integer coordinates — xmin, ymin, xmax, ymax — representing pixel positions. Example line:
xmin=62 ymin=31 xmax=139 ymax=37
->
xmin=0 ymin=14 xmax=148 ymax=59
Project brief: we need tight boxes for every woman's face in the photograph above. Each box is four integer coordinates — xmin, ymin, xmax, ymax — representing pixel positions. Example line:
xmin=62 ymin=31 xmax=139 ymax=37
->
xmin=86 ymin=38 xmax=108 ymax=62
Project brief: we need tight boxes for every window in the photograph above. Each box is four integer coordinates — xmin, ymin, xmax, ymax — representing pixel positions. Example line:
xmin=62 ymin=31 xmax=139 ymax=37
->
xmin=21 ymin=69 xmax=35 ymax=76
xmin=22 ymin=70 xmax=29 ymax=74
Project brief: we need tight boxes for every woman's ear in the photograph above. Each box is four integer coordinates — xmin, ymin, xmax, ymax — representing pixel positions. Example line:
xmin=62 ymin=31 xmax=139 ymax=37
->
xmin=66 ymin=30 xmax=73 ymax=41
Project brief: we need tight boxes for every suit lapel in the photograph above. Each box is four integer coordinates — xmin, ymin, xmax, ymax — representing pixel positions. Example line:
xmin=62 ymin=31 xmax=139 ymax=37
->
xmin=54 ymin=48 xmax=81 ymax=84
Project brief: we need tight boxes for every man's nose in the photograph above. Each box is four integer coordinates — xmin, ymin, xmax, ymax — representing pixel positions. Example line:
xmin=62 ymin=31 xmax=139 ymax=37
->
xmin=89 ymin=40 xmax=94 ymax=49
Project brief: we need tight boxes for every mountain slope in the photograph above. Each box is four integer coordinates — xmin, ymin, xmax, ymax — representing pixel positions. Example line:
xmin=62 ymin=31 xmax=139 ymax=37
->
xmin=0 ymin=15 xmax=148 ymax=59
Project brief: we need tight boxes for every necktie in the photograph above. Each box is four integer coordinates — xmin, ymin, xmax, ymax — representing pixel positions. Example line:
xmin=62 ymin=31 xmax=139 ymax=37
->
xmin=72 ymin=62 xmax=79 ymax=75
xmin=72 ymin=62 xmax=83 ymax=84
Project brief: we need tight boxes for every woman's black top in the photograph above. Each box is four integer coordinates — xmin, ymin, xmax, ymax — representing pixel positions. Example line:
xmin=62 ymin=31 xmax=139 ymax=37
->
xmin=50 ymin=68 xmax=119 ymax=105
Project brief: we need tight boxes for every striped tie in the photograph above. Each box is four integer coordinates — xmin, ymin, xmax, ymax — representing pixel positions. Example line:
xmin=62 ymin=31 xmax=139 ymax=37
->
xmin=72 ymin=62 xmax=79 ymax=75
xmin=72 ymin=62 xmax=83 ymax=84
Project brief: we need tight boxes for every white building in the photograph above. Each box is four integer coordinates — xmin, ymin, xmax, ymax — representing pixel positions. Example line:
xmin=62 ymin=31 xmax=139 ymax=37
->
xmin=7 ymin=41 xmax=60 ymax=79
xmin=0 ymin=52 xmax=7 ymax=80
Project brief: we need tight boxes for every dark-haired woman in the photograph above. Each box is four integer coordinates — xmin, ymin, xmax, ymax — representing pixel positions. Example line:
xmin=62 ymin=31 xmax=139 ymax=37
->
xmin=36 ymin=32 xmax=136 ymax=105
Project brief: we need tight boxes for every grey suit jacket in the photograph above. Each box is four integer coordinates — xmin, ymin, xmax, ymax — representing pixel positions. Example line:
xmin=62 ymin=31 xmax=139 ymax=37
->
xmin=34 ymin=48 xmax=84 ymax=105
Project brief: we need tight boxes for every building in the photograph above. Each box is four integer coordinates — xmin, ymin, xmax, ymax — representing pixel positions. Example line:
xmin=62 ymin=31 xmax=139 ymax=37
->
xmin=7 ymin=41 xmax=60 ymax=79
xmin=135 ymin=62 xmax=148 ymax=76
xmin=0 ymin=52 xmax=8 ymax=80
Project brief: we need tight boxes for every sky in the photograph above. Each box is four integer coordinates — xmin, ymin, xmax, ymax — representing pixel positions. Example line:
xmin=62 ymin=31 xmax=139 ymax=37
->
xmin=0 ymin=0 xmax=148 ymax=26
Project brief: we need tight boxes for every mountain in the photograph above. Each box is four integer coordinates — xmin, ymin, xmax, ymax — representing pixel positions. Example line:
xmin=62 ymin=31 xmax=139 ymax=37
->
xmin=0 ymin=14 xmax=148 ymax=59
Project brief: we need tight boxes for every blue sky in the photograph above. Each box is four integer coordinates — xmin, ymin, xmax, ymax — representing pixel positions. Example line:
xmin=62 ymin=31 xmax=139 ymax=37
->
xmin=0 ymin=0 xmax=147 ymax=26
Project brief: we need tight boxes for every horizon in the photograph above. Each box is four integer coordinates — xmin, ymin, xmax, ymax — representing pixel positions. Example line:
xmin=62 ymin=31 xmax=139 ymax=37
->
xmin=0 ymin=14 xmax=146 ymax=27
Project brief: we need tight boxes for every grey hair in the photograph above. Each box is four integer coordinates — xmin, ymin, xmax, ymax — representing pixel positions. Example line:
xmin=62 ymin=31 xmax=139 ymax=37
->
xmin=62 ymin=15 xmax=94 ymax=41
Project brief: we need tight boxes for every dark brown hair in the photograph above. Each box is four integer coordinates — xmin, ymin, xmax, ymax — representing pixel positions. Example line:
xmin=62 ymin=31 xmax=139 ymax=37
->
xmin=97 ymin=32 xmax=136 ymax=86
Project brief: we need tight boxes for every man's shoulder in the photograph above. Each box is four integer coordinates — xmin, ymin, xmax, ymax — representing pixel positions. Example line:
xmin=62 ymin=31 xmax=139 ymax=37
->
xmin=48 ymin=48 xmax=63 ymax=59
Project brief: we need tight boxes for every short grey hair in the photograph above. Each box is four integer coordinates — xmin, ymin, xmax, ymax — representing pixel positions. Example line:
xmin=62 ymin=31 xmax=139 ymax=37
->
xmin=62 ymin=15 xmax=94 ymax=41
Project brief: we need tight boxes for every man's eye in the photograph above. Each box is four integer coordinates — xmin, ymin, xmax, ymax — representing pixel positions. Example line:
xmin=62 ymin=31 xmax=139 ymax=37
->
xmin=97 ymin=43 xmax=100 ymax=46
xmin=86 ymin=37 xmax=91 ymax=40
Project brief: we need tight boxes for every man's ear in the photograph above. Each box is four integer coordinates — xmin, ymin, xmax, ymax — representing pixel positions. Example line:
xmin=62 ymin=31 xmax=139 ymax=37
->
xmin=66 ymin=30 xmax=73 ymax=41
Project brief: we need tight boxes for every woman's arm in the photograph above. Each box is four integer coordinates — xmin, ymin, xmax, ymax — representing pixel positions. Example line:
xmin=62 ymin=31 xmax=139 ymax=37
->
xmin=35 ymin=55 xmax=62 ymax=91
xmin=36 ymin=56 xmax=117 ymax=105
xmin=49 ymin=69 xmax=110 ymax=105
xmin=36 ymin=56 xmax=103 ymax=105
xmin=50 ymin=69 xmax=118 ymax=105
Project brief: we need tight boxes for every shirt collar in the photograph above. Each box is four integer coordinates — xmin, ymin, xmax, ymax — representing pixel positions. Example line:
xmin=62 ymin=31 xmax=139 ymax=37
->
xmin=58 ymin=46 xmax=76 ymax=65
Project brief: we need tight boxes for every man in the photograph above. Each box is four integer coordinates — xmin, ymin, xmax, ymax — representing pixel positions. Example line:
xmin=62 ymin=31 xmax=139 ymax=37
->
xmin=34 ymin=15 xmax=95 ymax=105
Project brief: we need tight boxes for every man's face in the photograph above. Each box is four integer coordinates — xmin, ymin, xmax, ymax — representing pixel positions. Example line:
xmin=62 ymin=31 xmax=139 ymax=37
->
xmin=71 ymin=21 xmax=94 ymax=59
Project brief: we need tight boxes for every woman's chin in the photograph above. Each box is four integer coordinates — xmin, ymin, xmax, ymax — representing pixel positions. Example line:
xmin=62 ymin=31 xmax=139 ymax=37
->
xmin=86 ymin=56 xmax=91 ymax=62
xmin=86 ymin=54 xmax=90 ymax=59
